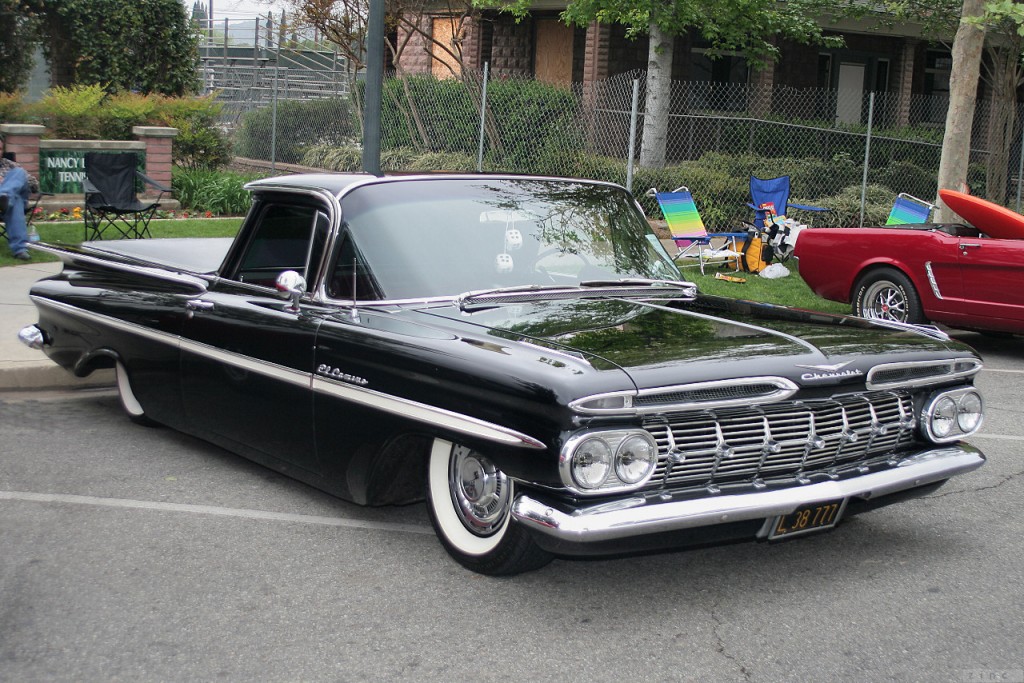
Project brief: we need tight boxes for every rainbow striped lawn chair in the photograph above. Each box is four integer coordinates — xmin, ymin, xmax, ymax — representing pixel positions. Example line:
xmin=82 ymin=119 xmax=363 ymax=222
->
xmin=885 ymin=193 xmax=935 ymax=225
xmin=651 ymin=187 xmax=748 ymax=274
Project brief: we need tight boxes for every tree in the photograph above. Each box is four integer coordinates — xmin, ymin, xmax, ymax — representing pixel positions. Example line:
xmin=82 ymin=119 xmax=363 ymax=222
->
xmin=36 ymin=0 xmax=200 ymax=95
xmin=286 ymin=0 xmax=489 ymax=149
xmin=835 ymin=0 xmax=1024 ymax=205
xmin=482 ymin=0 xmax=839 ymax=169
xmin=936 ymin=0 xmax=986 ymax=220
xmin=0 ymin=1 xmax=41 ymax=92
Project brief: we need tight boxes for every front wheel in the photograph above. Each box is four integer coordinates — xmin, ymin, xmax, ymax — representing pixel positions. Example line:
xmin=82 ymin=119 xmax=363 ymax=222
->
xmin=426 ymin=439 xmax=551 ymax=575
xmin=853 ymin=268 xmax=925 ymax=324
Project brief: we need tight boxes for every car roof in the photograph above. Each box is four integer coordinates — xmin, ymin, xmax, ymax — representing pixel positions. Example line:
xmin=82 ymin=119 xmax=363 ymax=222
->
xmin=244 ymin=173 xmax=627 ymax=200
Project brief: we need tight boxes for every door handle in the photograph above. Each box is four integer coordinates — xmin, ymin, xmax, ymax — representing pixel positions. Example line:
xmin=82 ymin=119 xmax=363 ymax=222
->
xmin=186 ymin=300 xmax=215 ymax=312
xmin=960 ymin=243 xmax=982 ymax=249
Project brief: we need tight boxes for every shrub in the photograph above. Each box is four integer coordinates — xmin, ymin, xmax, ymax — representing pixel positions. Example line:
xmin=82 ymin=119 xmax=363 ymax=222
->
xmin=156 ymin=95 xmax=232 ymax=170
xmin=33 ymin=84 xmax=107 ymax=139
xmin=234 ymin=97 xmax=356 ymax=164
xmin=97 ymin=93 xmax=158 ymax=139
xmin=0 ymin=93 xmax=27 ymax=124
xmin=302 ymin=144 xmax=363 ymax=171
xmin=817 ymin=184 xmax=895 ymax=227
xmin=172 ymin=167 xmax=262 ymax=215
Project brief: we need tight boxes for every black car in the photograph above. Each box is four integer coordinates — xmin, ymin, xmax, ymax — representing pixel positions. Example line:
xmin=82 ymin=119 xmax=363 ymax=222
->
xmin=20 ymin=174 xmax=985 ymax=575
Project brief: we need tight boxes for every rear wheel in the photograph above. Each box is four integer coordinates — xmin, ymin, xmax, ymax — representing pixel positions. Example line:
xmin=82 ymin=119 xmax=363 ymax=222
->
xmin=115 ymin=362 xmax=157 ymax=426
xmin=426 ymin=439 xmax=552 ymax=575
xmin=854 ymin=268 xmax=925 ymax=324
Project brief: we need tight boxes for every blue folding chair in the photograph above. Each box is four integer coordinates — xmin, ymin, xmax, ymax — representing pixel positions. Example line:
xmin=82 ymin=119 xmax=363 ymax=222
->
xmin=885 ymin=193 xmax=934 ymax=225
xmin=650 ymin=187 xmax=749 ymax=274
xmin=749 ymin=175 xmax=829 ymax=229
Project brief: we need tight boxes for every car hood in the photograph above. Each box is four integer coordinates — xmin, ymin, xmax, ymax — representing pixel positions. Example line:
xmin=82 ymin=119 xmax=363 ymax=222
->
xmin=417 ymin=294 xmax=974 ymax=391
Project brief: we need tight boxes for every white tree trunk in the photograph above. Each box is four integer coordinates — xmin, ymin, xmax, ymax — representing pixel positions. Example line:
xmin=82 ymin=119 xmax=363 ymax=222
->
xmin=936 ymin=0 xmax=986 ymax=220
xmin=639 ymin=21 xmax=673 ymax=169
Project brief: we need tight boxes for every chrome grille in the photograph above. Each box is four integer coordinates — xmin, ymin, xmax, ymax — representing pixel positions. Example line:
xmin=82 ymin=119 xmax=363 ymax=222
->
xmin=634 ymin=383 xmax=785 ymax=406
xmin=643 ymin=392 xmax=915 ymax=490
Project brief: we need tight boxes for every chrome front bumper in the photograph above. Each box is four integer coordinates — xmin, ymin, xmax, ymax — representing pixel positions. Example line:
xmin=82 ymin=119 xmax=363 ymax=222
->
xmin=511 ymin=444 xmax=984 ymax=543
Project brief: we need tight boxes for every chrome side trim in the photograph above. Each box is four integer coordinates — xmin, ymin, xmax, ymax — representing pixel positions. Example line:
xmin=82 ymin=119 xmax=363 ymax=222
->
xmin=866 ymin=358 xmax=982 ymax=390
xmin=29 ymin=243 xmax=210 ymax=294
xmin=924 ymin=262 xmax=944 ymax=300
xmin=313 ymin=377 xmax=545 ymax=449
xmin=31 ymin=297 xmax=544 ymax=449
xmin=33 ymin=296 xmax=179 ymax=348
xmin=511 ymin=444 xmax=984 ymax=543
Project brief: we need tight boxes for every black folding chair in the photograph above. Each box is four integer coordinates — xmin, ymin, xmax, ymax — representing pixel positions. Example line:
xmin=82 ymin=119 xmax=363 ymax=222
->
xmin=83 ymin=152 xmax=169 ymax=240
xmin=0 ymin=152 xmax=52 ymax=244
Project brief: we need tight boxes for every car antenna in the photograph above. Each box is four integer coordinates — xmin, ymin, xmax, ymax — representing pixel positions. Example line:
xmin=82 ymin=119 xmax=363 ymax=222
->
xmin=350 ymin=258 xmax=360 ymax=322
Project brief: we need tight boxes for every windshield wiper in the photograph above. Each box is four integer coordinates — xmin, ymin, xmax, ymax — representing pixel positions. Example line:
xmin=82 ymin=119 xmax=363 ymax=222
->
xmin=455 ymin=279 xmax=698 ymax=311
xmin=579 ymin=278 xmax=697 ymax=292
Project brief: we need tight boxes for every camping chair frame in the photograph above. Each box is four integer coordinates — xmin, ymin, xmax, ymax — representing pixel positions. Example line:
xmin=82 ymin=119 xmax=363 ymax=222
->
xmin=83 ymin=152 xmax=170 ymax=241
xmin=885 ymin=192 xmax=935 ymax=225
xmin=650 ymin=186 xmax=749 ymax=274
xmin=0 ymin=191 xmax=52 ymax=244
xmin=0 ymin=151 xmax=52 ymax=246
xmin=748 ymin=175 xmax=829 ymax=229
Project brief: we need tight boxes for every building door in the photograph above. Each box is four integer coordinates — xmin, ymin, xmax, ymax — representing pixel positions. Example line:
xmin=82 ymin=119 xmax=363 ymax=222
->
xmin=836 ymin=63 xmax=865 ymax=124
xmin=535 ymin=19 xmax=573 ymax=86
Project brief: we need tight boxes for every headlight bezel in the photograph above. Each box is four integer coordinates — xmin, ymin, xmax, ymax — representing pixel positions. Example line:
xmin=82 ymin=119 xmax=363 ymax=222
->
xmin=921 ymin=387 xmax=984 ymax=443
xmin=560 ymin=429 xmax=660 ymax=495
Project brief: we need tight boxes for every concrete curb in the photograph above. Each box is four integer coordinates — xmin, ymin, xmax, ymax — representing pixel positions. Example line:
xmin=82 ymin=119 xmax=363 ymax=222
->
xmin=0 ymin=260 xmax=116 ymax=392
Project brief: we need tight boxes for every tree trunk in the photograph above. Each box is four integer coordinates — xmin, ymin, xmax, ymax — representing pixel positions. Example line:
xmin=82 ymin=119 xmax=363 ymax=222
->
xmin=985 ymin=46 xmax=1016 ymax=205
xmin=639 ymin=22 xmax=673 ymax=169
xmin=936 ymin=0 xmax=986 ymax=221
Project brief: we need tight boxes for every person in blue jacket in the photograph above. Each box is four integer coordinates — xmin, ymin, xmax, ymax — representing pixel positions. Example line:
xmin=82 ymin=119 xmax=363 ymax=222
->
xmin=0 ymin=139 xmax=40 ymax=260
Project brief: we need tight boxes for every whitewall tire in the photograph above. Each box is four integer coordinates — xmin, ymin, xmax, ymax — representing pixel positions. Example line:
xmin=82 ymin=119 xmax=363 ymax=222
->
xmin=425 ymin=438 xmax=551 ymax=575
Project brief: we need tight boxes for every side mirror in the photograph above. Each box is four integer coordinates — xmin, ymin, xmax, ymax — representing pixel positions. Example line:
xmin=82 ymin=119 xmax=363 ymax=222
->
xmin=275 ymin=270 xmax=307 ymax=313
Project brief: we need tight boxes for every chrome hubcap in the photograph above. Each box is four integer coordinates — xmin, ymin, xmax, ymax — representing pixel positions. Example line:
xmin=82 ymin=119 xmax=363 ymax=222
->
xmin=449 ymin=445 xmax=511 ymax=536
xmin=865 ymin=282 xmax=906 ymax=322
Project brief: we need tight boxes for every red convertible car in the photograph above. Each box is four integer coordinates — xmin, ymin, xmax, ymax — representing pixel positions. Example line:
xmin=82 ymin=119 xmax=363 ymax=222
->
xmin=795 ymin=221 xmax=1024 ymax=334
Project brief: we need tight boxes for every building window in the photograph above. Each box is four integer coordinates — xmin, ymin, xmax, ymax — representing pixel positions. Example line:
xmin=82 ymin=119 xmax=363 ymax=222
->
xmin=923 ymin=49 xmax=951 ymax=123
xmin=432 ymin=17 xmax=461 ymax=79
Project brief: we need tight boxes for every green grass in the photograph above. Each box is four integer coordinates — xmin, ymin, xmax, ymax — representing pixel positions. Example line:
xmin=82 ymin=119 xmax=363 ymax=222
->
xmin=1 ymin=218 xmax=244 ymax=267
xmin=678 ymin=263 xmax=852 ymax=315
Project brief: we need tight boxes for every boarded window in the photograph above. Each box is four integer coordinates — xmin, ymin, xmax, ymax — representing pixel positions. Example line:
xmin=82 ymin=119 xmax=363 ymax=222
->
xmin=432 ymin=18 xmax=461 ymax=79
xmin=534 ymin=19 xmax=573 ymax=86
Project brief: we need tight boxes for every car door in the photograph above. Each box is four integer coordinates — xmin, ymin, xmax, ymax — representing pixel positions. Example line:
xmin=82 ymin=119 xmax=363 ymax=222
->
xmin=179 ymin=196 xmax=332 ymax=476
xmin=957 ymin=236 xmax=1024 ymax=323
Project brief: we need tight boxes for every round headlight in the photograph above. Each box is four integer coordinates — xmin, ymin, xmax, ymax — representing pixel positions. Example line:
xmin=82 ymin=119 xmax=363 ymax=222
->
xmin=614 ymin=434 xmax=657 ymax=485
xmin=930 ymin=396 xmax=957 ymax=438
xmin=956 ymin=392 xmax=983 ymax=433
xmin=571 ymin=438 xmax=612 ymax=489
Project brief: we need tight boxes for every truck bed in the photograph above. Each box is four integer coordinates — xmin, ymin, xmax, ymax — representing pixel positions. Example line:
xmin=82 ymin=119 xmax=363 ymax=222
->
xmin=78 ymin=238 xmax=235 ymax=275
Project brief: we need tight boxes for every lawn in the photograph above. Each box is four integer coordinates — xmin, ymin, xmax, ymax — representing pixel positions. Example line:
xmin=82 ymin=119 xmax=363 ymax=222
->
xmin=4 ymin=220 xmax=851 ymax=316
xmin=676 ymin=262 xmax=851 ymax=315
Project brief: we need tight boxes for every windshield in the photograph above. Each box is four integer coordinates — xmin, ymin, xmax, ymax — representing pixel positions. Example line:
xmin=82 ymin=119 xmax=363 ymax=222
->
xmin=335 ymin=178 xmax=682 ymax=300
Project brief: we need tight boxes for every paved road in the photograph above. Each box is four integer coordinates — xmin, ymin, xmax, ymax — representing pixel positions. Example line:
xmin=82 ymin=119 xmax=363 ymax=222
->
xmin=1 ymin=332 xmax=1022 ymax=682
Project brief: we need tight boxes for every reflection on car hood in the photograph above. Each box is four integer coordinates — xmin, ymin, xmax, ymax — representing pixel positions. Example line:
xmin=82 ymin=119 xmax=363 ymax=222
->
xmin=418 ymin=294 xmax=971 ymax=390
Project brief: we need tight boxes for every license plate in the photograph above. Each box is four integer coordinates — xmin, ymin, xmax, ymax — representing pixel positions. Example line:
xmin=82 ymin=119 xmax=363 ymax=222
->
xmin=767 ymin=498 xmax=847 ymax=540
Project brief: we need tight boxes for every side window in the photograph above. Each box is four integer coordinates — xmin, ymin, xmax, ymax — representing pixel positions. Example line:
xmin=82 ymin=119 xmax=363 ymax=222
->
xmin=236 ymin=204 xmax=318 ymax=287
xmin=327 ymin=231 xmax=381 ymax=301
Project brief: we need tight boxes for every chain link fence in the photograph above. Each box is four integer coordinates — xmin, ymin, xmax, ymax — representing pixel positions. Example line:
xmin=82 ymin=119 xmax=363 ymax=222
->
xmin=209 ymin=60 xmax=1024 ymax=230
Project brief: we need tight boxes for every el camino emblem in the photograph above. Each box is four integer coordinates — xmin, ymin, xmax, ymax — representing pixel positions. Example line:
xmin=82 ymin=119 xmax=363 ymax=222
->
xmin=316 ymin=364 xmax=369 ymax=385
xmin=794 ymin=361 xmax=864 ymax=382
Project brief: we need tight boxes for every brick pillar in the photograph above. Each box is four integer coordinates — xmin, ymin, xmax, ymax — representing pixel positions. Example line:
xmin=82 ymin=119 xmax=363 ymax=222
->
xmin=582 ymin=20 xmax=611 ymax=106
xmin=0 ymin=123 xmax=45 ymax=178
xmin=896 ymin=38 xmax=918 ymax=127
xmin=133 ymin=126 xmax=178 ymax=197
